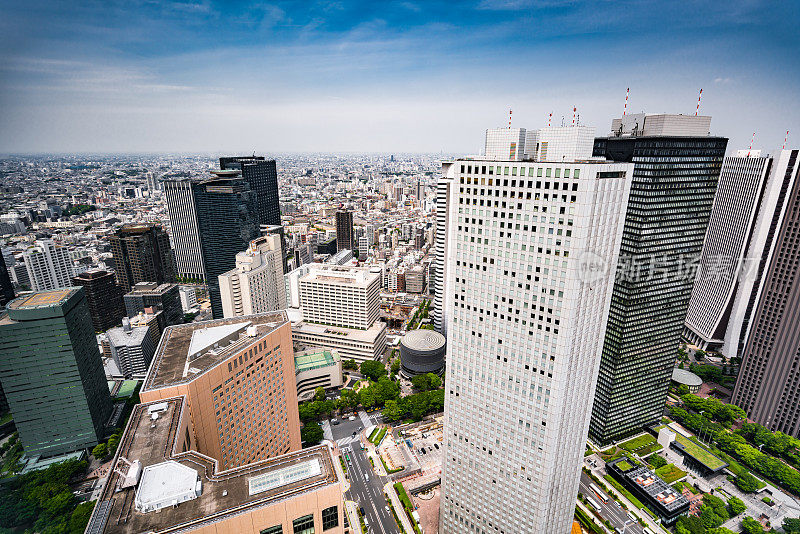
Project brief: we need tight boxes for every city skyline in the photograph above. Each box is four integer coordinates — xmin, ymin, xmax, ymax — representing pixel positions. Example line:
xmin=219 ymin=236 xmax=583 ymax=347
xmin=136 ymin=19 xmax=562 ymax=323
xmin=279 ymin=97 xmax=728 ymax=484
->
xmin=1 ymin=1 xmax=798 ymax=154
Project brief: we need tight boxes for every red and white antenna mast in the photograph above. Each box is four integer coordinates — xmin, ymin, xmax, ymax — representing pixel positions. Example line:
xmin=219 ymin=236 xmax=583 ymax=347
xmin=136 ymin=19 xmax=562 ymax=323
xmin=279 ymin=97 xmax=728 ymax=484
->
xmin=572 ymin=107 xmax=576 ymax=127
xmin=623 ymin=87 xmax=629 ymax=116
xmin=784 ymin=130 xmax=790 ymax=150
xmin=747 ymin=132 xmax=756 ymax=157
xmin=548 ymin=113 xmax=552 ymax=127
xmin=508 ymin=109 xmax=512 ymax=129
xmin=695 ymin=88 xmax=703 ymax=116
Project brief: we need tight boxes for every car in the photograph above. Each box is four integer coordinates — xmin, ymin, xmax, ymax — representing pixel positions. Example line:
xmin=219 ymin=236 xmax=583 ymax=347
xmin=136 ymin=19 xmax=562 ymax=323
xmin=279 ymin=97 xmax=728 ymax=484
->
xmin=434 ymin=443 xmax=439 ymax=449
xmin=349 ymin=415 xmax=357 ymax=421
xmin=365 ymin=475 xmax=369 ymax=482
xmin=332 ymin=419 xmax=340 ymax=425
xmin=352 ymin=431 xmax=357 ymax=437
xmin=385 ymin=506 xmax=391 ymax=512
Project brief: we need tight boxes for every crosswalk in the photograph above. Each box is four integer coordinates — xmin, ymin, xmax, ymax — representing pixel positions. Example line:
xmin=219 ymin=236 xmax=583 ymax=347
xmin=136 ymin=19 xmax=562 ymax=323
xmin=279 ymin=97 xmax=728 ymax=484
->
xmin=337 ymin=435 xmax=361 ymax=448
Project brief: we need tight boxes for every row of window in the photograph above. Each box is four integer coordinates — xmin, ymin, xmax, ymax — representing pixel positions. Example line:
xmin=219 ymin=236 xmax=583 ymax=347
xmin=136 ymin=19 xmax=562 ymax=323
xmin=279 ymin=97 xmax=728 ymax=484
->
xmin=259 ymin=506 xmax=338 ymax=534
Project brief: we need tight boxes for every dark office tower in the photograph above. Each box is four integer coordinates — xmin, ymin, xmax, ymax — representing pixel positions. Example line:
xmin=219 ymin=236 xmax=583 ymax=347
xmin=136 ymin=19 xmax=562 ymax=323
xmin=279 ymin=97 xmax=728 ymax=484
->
xmin=0 ymin=258 xmax=14 ymax=306
xmin=109 ymin=224 xmax=176 ymax=292
xmin=195 ymin=170 xmax=260 ymax=319
xmin=123 ymin=282 xmax=183 ymax=328
xmin=732 ymin=150 xmax=800 ymax=437
xmin=71 ymin=270 xmax=125 ymax=332
xmin=589 ymin=114 xmax=727 ymax=444
xmin=335 ymin=209 xmax=354 ymax=252
xmin=0 ymin=288 xmax=112 ymax=457
xmin=219 ymin=156 xmax=281 ymax=226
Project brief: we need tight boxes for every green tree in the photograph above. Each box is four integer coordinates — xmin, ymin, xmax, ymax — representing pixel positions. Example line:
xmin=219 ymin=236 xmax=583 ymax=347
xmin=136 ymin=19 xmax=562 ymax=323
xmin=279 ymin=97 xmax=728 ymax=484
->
xmin=342 ymin=359 xmax=358 ymax=370
xmin=735 ymin=472 xmax=761 ymax=493
xmin=383 ymin=400 xmax=403 ymax=422
xmin=360 ymin=360 xmax=387 ymax=381
xmin=741 ymin=516 xmax=764 ymax=534
xmin=70 ymin=501 xmax=96 ymax=533
xmin=390 ymin=358 xmax=401 ymax=375
xmin=727 ymin=496 xmax=746 ymax=516
xmin=91 ymin=442 xmax=107 ymax=459
xmin=314 ymin=386 xmax=326 ymax=402
xmin=677 ymin=384 xmax=689 ymax=395
xmin=649 ymin=455 xmax=668 ymax=469
xmin=783 ymin=517 xmax=800 ymax=534
xmin=301 ymin=422 xmax=323 ymax=446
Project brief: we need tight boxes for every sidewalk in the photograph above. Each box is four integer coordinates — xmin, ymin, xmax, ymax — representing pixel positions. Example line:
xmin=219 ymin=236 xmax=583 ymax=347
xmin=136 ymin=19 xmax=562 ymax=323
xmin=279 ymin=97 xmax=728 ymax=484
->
xmin=385 ymin=481 xmax=416 ymax=534
xmin=363 ymin=431 xmax=387 ymax=477
xmin=345 ymin=500 xmax=362 ymax=533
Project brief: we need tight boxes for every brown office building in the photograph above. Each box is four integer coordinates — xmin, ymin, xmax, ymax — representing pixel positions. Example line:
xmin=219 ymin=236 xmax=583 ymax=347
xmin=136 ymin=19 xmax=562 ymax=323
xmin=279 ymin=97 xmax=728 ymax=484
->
xmin=732 ymin=149 xmax=800 ymax=437
xmin=71 ymin=270 xmax=125 ymax=332
xmin=109 ymin=224 xmax=176 ymax=292
xmin=335 ymin=209 xmax=354 ymax=252
xmin=85 ymin=311 xmax=345 ymax=534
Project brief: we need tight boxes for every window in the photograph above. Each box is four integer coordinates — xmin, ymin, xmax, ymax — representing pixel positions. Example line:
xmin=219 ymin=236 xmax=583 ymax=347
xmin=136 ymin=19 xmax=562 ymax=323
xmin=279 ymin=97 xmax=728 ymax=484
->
xmin=322 ymin=506 xmax=339 ymax=530
xmin=293 ymin=514 xmax=315 ymax=534
xmin=261 ymin=527 xmax=283 ymax=534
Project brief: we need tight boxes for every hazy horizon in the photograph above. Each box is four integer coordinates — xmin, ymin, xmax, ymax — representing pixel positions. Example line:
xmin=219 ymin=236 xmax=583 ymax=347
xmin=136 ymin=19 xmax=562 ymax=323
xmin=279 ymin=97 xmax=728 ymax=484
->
xmin=2 ymin=0 xmax=798 ymax=154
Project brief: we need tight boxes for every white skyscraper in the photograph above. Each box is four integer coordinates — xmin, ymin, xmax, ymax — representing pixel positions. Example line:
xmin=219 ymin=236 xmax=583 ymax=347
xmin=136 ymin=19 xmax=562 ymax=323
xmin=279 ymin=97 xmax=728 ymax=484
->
xmin=22 ymin=239 xmax=75 ymax=291
xmin=163 ymin=178 xmax=205 ymax=281
xmin=218 ymin=235 xmax=286 ymax=318
xmin=439 ymin=146 xmax=633 ymax=533
xmin=484 ymin=128 xmax=528 ymax=160
xmin=683 ymin=150 xmax=775 ymax=354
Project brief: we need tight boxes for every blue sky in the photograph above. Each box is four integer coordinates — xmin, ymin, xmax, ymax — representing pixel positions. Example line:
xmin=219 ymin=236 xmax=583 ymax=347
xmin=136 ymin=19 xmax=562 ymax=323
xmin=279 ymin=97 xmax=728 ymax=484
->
xmin=0 ymin=0 xmax=797 ymax=153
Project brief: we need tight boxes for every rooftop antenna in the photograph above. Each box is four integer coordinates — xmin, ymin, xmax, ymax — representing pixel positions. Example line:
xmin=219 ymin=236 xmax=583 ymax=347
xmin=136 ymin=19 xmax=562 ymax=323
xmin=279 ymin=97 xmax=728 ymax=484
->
xmin=561 ymin=116 xmax=565 ymax=127
xmin=508 ymin=108 xmax=512 ymax=129
xmin=623 ymin=87 xmax=630 ymax=116
xmin=784 ymin=130 xmax=790 ymax=150
xmin=695 ymin=88 xmax=703 ymax=116
xmin=572 ymin=107 xmax=576 ymax=127
xmin=748 ymin=132 xmax=756 ymax=157
xmin=548 ymin=113 xmax=552 ymax=127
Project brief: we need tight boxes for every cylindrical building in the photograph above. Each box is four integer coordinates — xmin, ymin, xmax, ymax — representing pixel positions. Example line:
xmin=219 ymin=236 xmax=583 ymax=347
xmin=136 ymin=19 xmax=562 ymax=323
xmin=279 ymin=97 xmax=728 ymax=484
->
xmin=400 ymin=329 xmax=445 ymax=378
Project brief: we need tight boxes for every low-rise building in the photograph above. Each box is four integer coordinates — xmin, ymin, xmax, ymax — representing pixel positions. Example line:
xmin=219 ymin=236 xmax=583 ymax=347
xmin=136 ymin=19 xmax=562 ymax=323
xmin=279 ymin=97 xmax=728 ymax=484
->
xmin=606 ymin=457 xmax=690 ymax=525
xmin=294 ymin=349 xmax=343 ymax=401
xmin=106 ymin=317 xmax=155 ymax=378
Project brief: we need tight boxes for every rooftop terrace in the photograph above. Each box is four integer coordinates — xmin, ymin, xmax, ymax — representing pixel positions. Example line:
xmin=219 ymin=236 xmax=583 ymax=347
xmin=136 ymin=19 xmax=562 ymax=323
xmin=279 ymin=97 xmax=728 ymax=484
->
xmin=143 ymin=311 xmax=288 ymax=391
xmin=85 ymin=397 xmax=339 ymax=534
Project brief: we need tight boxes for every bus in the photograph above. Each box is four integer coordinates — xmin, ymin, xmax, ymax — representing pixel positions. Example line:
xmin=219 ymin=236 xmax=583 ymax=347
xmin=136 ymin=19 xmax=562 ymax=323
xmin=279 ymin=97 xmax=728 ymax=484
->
xmin=590 ymin=483 xmax=608 ymax=502
xmin=585 ymin=496 xmax=602 ymax=513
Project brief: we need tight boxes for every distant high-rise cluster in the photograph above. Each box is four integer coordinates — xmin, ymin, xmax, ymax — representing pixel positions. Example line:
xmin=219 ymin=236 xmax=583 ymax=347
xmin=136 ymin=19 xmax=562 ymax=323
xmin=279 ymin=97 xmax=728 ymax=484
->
xmin=162 ymin=156 xmax=282 ymax=318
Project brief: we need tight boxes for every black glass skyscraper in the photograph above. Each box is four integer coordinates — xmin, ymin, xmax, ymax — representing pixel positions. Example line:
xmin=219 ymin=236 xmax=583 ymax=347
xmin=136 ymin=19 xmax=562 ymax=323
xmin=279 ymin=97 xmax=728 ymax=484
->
xmin=219 ymin=156 xmax=281 ymax=227
xmin=0 ymin=258 xmax=14 ymax=306
xmin=589 ymin=114 xmax=727 ymax=444
xmin=195 ymin=171 xmax=261 ymax=318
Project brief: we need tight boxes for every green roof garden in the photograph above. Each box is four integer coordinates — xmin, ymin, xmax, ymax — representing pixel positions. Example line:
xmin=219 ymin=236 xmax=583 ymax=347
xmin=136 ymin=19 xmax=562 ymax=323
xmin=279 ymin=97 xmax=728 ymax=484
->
xmin=294 ymin=350 xmax=338 ymax=373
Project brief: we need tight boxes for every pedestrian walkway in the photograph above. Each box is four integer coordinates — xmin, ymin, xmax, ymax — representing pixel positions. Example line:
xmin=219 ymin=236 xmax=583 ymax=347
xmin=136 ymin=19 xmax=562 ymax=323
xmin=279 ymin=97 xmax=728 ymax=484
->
xmin=345 ymin=500 xmax=361 ymax=533
xmin=358 ymin=409 xmax=372 ymax=429
xmin=321 ymin=419 xmax=333 ymax=442
xmin=385 ymin=481 xmax=415 ymax=534
xmin=336 ymin=435 xmax=360 ymax=448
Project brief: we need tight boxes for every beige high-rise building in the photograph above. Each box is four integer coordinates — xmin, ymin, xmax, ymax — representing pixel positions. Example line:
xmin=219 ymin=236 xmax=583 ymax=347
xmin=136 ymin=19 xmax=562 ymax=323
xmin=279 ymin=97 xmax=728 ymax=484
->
xmin=298 ymin=264 xmax=380 ymax=330
xmin=85 ymin=312 xmax=345 ymax=534
xmin=219 ymin=235 xmax=286 ymax=319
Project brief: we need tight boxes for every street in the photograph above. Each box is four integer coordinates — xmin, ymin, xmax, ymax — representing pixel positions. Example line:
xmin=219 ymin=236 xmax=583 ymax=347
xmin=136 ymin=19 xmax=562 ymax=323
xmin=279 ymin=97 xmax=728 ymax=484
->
xmin=579 ymin=471 xmax=646 ymax=534
xmin=327 ymin=411 xmax=398 ymax=534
